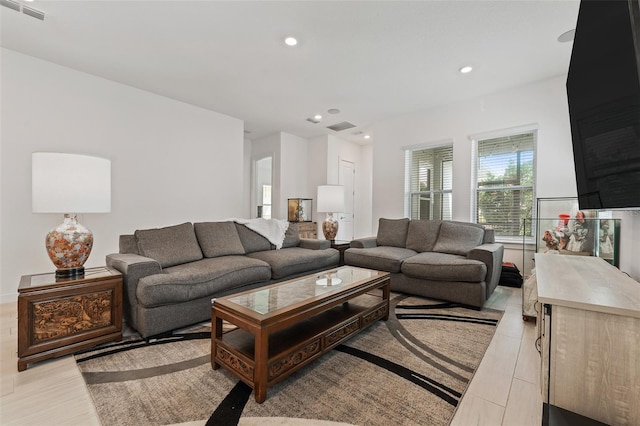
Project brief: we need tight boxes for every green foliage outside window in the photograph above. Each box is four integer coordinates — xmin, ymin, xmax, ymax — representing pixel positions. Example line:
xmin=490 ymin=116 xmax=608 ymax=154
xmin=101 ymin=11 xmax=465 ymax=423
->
xmin=476 ymin=132 xmax=535 ymax=237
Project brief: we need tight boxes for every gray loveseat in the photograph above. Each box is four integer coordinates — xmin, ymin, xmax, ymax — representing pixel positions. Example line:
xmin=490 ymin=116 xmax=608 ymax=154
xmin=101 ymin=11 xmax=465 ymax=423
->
xmin=344 ymin=218 xmax=504 ymax=308
xmin=106 ymin=221 xmax=339 ymax=338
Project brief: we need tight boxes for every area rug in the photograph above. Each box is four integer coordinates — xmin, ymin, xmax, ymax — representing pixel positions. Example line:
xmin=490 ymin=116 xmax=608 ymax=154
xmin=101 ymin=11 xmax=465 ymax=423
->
xmin=74 ymin=294 xmax=502 ymax=426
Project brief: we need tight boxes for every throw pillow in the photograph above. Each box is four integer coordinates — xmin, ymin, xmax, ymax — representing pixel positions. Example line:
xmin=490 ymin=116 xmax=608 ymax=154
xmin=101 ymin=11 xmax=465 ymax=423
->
xmin=405 ymin=220 xmax=442 ymax=252
xmin=376 ymin=218 xmax=410 ymax=248
xmin=282 ymin=222 xmax=301 ymax=248
xmin=235 ymin=223 xmax=273 ymax=253
xmin=135 ymin=222 xmax=203 ymax=268
xmin=194 ymin=221 xmax=246 ymax=258
xmin=432 ymin=222 xmax=485 ymax=256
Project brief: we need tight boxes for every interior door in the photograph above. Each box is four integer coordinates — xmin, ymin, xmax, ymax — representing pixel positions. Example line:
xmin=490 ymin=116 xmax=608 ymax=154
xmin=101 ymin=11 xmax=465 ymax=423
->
xmin=337 ymin=159 xmax=355 ymax=241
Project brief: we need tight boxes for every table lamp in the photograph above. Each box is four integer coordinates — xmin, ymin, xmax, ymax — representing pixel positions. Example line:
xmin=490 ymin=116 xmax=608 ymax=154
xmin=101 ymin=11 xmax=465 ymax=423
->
xmin=317 ymin=185 xmax=344 ymax=242
xmin=32 ymin=152 xmax=111 ymax=278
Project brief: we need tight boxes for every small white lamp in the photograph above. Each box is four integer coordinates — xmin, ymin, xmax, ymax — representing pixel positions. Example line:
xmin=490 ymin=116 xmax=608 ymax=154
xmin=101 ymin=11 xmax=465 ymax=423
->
xmin=317 ymin=185 xmax=345 ymax=242
xmin=32 ymin=152 xmax=111 ymax=278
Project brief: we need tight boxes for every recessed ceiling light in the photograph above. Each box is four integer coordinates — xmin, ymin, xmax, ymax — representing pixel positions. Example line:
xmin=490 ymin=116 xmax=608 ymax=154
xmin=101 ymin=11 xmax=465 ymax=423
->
xmin=284 ymin=37 xmax=298 ymax=46
xmin=558 ymin=29 xmax=575 ymax=43
xmin=314 ymin=114 xmax=322 ymax=120
xmin=459 ymin=66 xmax=473 ymax=74
xmin=327 ymin=108 xmax=340 ymax=114
xmin=364 ymin=135 xmax=371 ymax=140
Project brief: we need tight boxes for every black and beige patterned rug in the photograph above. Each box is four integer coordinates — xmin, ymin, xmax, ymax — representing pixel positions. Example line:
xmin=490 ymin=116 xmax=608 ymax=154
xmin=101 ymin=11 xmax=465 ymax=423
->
xmin=74 ymin=294 xmax=502 ymax=426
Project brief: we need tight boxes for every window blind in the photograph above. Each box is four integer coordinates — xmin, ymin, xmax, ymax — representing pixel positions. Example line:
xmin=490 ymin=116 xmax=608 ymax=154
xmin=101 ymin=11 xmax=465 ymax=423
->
xmin=404 ymin=145 xmax=453 ymax=220
xmin=474 ymin=132 xmax=535 ymax=237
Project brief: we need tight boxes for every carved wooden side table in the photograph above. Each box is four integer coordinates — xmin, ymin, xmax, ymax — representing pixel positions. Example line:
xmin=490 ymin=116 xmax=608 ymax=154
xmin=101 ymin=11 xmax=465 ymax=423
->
xmin=17 ymin=266 xmax=123 ymax=371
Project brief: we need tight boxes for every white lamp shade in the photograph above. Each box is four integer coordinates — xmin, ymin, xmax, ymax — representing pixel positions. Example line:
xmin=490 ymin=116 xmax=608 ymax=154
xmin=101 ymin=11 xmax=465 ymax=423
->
xmin=317 ymin=185 xmax=345 ymax=213
xmin=32 ymin=152 xmax=111 ymax=213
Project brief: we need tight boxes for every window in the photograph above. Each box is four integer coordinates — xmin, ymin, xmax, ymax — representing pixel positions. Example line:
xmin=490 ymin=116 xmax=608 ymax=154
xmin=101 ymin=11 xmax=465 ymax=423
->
xmin=472 ymin=131 xmax=536 ymax=238
xmin=405 ymin=145 xmax=453 ymax=220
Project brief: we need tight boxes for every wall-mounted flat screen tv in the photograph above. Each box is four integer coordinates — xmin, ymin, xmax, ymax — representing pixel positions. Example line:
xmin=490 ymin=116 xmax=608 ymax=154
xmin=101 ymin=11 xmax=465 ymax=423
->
xmin=567 ymin=0 xmax=640 ymax=210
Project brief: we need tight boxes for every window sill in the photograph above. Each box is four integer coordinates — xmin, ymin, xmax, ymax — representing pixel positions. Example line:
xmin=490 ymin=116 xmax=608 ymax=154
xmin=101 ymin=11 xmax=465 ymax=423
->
xmin=495 ymin=236 xmax=535 ymax=248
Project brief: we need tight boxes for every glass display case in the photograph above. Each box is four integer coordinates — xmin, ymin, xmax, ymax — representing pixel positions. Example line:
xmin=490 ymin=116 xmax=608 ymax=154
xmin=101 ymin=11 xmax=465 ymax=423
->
xmin=525 ymin=197 xmax=621 ymax=267
xmin=287 ymin=198 xmax=312 ymax=222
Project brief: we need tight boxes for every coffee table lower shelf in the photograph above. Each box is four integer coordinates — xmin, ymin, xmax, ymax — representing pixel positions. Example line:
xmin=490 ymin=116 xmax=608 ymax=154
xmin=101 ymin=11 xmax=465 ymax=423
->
xmin=212 ymin=292 xmax=388 ymax=403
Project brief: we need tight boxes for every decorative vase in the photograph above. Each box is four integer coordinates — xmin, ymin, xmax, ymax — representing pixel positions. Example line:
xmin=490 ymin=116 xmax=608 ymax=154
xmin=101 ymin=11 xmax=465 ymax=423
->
xmin=45 ymin=213 xmax=93 ymax=278
xmin=322 ymin=213 xmax=339 ymax=241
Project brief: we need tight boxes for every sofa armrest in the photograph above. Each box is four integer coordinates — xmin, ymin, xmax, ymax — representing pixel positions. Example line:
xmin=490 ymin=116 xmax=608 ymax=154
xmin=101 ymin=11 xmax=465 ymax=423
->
xmin=298 ymin=238 xmax=331 ymax=250
xmin=467 ymin=243 xmax=504 ymax=298
xmin=350 ymin=237 xmax=378 ymax=249
xmin=106 ymin=253 xmax=162 ymax=330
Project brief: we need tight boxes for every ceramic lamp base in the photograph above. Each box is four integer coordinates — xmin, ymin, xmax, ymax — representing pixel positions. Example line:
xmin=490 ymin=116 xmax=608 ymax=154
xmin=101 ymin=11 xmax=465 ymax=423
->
xmin=322 ymin=213 xmax=339 ymax=241
xmin=46 ymin=214 xmax=93 ymax=278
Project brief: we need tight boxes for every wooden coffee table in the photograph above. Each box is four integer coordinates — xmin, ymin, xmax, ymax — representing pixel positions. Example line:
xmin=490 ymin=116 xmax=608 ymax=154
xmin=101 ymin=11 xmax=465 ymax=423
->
xmin=211 ymin=266 xmax=390 ymax=403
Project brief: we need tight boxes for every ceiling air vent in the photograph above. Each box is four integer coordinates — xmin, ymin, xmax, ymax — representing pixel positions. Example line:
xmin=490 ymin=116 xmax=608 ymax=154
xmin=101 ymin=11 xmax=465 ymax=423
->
xmin=327 ymin=121 xmax=356 ymax=132
xmin=22 ymin=5 xmax=45 ymax=20
xmin=1 ymin=0 xmax=20 ymax=12
xmin=1 ymin=0 xmax=45 ymax=19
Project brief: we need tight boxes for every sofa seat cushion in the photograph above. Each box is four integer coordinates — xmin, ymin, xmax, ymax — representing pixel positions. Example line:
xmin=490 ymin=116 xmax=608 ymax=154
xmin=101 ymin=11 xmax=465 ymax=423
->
xmin=401 ymin=252 xmax=487 ymax=282
xmin=247 ymin=247 xmax=339 ymax=280
xmin=344 ymin=247 xmax=417 ymax=273
xmin=135 ymin=222 xmax=203 ymax=268
xmin=136 ymin=256 xmax=271 ymax=308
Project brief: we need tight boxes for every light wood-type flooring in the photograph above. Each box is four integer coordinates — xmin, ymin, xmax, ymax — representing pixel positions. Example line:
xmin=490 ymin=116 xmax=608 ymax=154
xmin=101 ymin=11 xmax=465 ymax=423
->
xmin=0 ymin=286 xmax=541 ymax=425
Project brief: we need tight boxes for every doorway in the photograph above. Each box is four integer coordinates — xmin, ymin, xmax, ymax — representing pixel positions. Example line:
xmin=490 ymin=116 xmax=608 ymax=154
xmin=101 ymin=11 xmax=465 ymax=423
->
xmin=253 ymin=156 xmax=272 ymax=219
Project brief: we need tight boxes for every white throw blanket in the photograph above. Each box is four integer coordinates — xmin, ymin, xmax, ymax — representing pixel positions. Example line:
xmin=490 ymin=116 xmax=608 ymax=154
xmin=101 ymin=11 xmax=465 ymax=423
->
xmin=231 ymin=218 xmax=290 ymax=249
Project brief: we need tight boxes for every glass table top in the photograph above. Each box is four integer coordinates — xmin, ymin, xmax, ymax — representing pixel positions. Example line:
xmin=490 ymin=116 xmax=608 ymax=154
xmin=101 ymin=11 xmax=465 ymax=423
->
xmin=223 ymin=266 xmax=386 ymax=315
xmin=19 ymin=267 xmax=119 ymax=290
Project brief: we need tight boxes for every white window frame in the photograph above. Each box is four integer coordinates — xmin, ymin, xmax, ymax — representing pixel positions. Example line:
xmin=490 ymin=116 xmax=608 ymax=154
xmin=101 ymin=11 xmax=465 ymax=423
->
xmin=403 ymin=141 xmax=454 ymax=221
xmin=470 ymin=125 xmax=537 ymax=243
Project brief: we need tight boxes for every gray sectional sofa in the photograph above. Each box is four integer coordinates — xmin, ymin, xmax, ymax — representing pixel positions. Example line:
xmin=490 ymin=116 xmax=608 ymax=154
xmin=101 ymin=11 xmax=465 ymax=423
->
xmin=344 ymin=218 xmax=504 ymax=308
xmin=106 ymin=221 xmax=339 ymax=338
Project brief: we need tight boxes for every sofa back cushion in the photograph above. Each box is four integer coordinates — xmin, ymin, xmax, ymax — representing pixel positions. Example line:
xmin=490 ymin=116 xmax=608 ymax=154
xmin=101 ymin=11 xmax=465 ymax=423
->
xmin=376 ymin=218 xmax=410 ymax=248
xmin=432 ymin=221 xmax=485 ymax=256
xmin=483 ymin=228 xmax=496 ymax=244
xmin=235 ymin=223 xmax=273 ymax=253
xmin=119 ymin=235 xmax=139 ymax=254
xmin=405 ymin=220 xmax=442 ymax=252
xmin=134 ymin=222 xmax=203 ymax=268
xmin=194 ymin=221 xmax=245 ymax=258
xmin=282 ymin=222 xmax=301 ymax=248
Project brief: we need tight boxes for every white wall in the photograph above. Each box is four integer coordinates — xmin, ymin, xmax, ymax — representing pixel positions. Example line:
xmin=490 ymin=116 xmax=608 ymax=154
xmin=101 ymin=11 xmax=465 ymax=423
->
xmin=371 ymin=75 xmax=576 ymax=224
xmin=251 ymin=133 xmax=281 ymax=219
xmin=614 ymin=211 xmax=640 ymax=280
xmin=243 ymin=138 xmax=253 ymax=217
xmin=280 ymin=133 xmax=310 ymax=217
xmin=305 ymin=135 xmax=371 ymax=239
xmin=335 ymin=136 xmax=372 ymax=239
xmin=358 ymin=145 xmax=374 ymax=238
xmin=250 ymin=132 xmax=310 ymax=220
xmin=0 ymin=48 xmax=245 ymax=302
xmin=368 ymin=75 xmax=640 ymax=278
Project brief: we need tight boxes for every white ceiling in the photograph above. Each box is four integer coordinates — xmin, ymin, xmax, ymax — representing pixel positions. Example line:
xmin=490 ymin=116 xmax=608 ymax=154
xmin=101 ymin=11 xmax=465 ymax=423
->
xmin=1 ymin=0 xmax=580 ymax=143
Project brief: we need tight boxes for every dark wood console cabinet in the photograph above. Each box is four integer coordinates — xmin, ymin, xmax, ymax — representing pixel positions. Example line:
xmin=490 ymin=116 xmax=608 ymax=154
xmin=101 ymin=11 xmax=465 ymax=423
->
xmin=17 ymin=267 xmax=123 ymax=371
